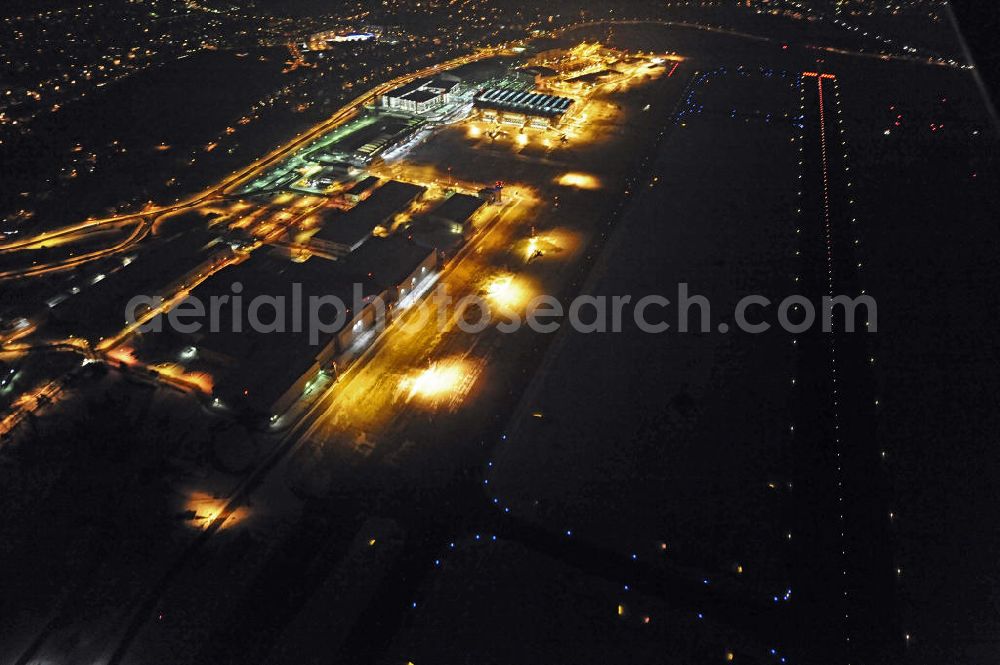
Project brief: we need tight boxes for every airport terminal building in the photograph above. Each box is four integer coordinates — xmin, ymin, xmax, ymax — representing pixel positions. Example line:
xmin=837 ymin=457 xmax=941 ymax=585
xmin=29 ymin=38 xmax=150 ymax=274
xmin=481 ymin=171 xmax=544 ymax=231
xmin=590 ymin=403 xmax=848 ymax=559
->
xmin=473 ymin=88 xmax=574 ymax=128
xmin=382 ymin=75 xmax=460 ymax=115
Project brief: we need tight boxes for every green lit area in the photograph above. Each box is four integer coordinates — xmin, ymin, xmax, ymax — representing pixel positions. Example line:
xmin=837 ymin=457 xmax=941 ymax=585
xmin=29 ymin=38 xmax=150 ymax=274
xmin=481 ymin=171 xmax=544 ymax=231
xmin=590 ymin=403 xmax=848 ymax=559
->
xmin=238 ymin=111 xmax=426 ymax=196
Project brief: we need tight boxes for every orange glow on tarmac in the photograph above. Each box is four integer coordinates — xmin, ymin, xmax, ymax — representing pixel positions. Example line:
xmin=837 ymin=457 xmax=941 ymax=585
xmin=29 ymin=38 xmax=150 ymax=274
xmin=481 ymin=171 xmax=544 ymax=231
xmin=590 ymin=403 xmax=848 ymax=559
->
xmin=525 ymin=236 xmax=541 ymax=260
xmin=152 ymin=363 xmax=214 ymax=393
xmin=483 ymin=272 xmax=532 ymax=312
xmin=398 ymin=358 xmax=478 ymax=410
xmin=402 ymin=362 xmax=465 ymax=400
xmin=556 ymin=172 xmax=601 ymax=190
xmin=107 ymin=346 xmax=139 ymax=366
xmin=184 ymin=491 xmax=248 ymax=530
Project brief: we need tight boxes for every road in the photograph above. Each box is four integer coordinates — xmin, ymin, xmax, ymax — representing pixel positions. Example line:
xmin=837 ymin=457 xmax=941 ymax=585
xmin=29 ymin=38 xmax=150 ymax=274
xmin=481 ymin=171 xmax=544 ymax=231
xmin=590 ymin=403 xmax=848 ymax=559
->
xmin=0 ymin=14 xmax=962 ymax=276
xmin=0 ymin=47 xmax=510 ymax=274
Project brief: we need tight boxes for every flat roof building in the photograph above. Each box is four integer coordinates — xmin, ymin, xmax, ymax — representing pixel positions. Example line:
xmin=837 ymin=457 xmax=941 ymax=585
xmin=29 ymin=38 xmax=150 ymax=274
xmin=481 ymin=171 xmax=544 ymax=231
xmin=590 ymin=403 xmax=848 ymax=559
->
xmin=474 ymin=88 xmax=574 ymax=118
xmin=519 ymin=65 xmax=559 ymax=80
xmin=332 ymin=234 xmax=437 ymax=304
xmin=402 ymin=193 xmax=493 ymax=259
xmin=406 ymin=218 xmax=467 ymax=259
xmin=427 ymin=193 xmax=486 ymax=229
xmin=181 ymin=253 xmax=384 ymax=418
xmin=383 ymin=76 xmax=461 ymax=115
xmin=344 ymin=175 xmax=382 ymax=203
xmin=310 ymin=180 xmax=426 ymax=256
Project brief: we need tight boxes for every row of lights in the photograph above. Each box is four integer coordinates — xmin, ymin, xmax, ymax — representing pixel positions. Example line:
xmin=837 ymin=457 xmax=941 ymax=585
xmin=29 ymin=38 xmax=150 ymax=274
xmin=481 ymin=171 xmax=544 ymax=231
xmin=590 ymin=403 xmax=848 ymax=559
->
xmin=794 ymin=69 xmax=899 ymax=661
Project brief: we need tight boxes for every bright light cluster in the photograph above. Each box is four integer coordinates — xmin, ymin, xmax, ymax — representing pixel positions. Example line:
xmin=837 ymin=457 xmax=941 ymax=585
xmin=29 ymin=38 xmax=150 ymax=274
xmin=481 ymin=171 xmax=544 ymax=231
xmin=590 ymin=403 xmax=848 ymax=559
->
xmin=483 ymin=273 xmax=531 ymax=311
xmin=399 ymin=358 xmax=478 ymax=410
xmin=556 ymin=172 xmax=601 ymax=190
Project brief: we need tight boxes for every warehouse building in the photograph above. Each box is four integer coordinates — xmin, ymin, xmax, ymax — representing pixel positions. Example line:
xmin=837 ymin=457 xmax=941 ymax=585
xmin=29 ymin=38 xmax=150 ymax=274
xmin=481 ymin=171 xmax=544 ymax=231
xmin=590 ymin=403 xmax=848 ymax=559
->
xmin=332 ymin=234 xmax=437 ymax=304
xmin=406 ymin=218 xmax=467 ymax=259
xmin=180 ymin=233 xmax=436 ymax=419
xmin=310 ymin=180 xmax=426 ymax=257
xmin=405 ymin=193 xmax=485 ymax=259
xmin=343 ymin=175 xmax=381 ymax=204
xmin=427 ymin=192 xmax=487 ymax=231
xmin=518 ymin=66 xmax=559 ymax=85
xmin=181 ymin=253 xmax=384 ymax=420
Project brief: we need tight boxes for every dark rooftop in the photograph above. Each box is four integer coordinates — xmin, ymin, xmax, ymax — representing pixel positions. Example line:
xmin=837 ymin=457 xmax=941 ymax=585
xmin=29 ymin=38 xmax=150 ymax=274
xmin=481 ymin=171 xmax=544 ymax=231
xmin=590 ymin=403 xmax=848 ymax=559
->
xmin=567 ymin=69 xmax=620 ymax=84
xmin=429 ymin=193 xmax=486 ymax=226
xmin=313 ymin=180 xmax=426 ymax=251
xmin=334 ymin=234 xmax=435 ymax=291
xmin=384 ymin=76 xmax=431 ymax=100
xmin=188 ymin=252 xmax=373 ymax=346
xmin=426 ymin=77 xmax=460 ymax=92
xmin=186 ymin=252 xmax=382 ymax=412
xmin=406 ymin=218 xmax=467 ymax=257
xmin=520 ymin=65 xmax=558 ymax=78
xmin=384 ymin=76 xmax=458 ymax=102
xmin=216 ymin=341 xmax=319 ymax=416
xmin=346 ymin=175 xmax=381 ymax=196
